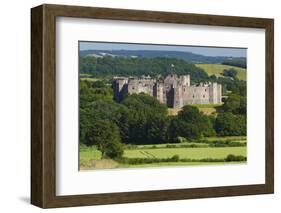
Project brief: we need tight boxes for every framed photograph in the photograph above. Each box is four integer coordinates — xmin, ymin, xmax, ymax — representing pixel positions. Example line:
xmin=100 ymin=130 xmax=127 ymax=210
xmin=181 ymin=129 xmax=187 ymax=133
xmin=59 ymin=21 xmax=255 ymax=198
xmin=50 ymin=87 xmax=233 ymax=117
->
xmin=31 ymin=4 xmax=274 ymax=208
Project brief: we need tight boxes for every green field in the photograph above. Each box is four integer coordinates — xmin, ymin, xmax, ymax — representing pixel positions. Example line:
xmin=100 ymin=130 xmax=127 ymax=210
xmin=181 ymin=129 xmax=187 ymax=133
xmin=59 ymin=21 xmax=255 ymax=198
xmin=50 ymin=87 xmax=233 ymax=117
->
xmin=80 ymin=74 xmax=98 ymax=82
xmin=168 ymin=103 xmax=221 ymax=116
xmin=123 ymin=147 xmax=246 ymax=159
xmin=195 ymin=64 xmax=246 ymax=81
xmin=80 ymin=137 xmax=247 ymax=170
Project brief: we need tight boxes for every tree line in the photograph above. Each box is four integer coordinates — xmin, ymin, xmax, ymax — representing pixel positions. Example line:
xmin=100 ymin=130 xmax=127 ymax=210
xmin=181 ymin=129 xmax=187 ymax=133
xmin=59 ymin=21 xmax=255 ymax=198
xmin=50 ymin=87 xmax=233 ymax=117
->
xmin=79 ymin=56 xmax=210 ymax=83
xmin=222 ymin=58 xmax=247 ymax=68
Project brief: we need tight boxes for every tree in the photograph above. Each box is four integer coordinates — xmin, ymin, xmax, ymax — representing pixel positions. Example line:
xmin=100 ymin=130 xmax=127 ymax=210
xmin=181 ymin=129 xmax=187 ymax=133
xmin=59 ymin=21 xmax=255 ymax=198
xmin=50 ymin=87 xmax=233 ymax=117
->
xmin=168 ymin=117 xmax=200 ymax=141
xmin=221 ymin=94 xmax=241 ymax=113
xmin=222 ymin=59 xmax=247 ymax=68
xmin=221 ymin=93 xmax=246 ymax=115
xmin=214 ymin=112 xmax=246 ymax=136
xmin=85 ymin=120 xmax=124 ymax=159
xmin=169 ymin=106 xmax=215 ymax=141
xmin=222 ymin=68 xmax=238 ymax=79
xmin=119 ymin=93 xmax=169 ymax=145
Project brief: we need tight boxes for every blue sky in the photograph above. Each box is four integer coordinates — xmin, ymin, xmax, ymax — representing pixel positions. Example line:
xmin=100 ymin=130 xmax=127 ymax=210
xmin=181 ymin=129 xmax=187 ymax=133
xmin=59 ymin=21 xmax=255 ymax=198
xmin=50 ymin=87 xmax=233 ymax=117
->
xmin=79 ymin=41 xmax=246 ymax=57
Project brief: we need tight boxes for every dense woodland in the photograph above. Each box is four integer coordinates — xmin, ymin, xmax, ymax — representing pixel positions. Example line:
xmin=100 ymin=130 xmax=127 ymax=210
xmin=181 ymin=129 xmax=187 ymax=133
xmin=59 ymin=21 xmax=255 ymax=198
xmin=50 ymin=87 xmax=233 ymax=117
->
xmin=79 ymin=56 xmax=247 ymax=159
xmin=222 ymin=58 xmax=247 ymax=68
xmin=79 ymin=56 xmax=210 ymax=83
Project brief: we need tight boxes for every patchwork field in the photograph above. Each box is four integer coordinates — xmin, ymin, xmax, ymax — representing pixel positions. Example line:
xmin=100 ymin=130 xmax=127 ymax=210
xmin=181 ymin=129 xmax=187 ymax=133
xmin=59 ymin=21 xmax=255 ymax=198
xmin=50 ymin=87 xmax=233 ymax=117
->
xmin=195 ymin=64 xmax=246 ymax=81
xmin=80 ymin=136 xmax=247 ymax=170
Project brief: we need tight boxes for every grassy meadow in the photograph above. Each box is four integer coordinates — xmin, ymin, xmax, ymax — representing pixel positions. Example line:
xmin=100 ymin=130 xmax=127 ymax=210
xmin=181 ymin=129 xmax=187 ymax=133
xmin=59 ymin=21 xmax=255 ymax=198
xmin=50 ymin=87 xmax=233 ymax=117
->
xmin=80 ymin=136 xmax=247 ymax=170
xmin=195 ymin=64 xmax=246 ymax=81
xmin=168 ymin=103 xmax=222 ymax=116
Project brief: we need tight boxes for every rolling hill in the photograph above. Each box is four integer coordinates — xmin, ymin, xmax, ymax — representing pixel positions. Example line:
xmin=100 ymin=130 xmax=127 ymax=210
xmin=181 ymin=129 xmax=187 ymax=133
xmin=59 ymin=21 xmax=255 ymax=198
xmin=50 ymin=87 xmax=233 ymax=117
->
xmin=195 ymin=64 xmax=246 ymax=81
xmin=80 ymin=49 xmax=246 ymax=65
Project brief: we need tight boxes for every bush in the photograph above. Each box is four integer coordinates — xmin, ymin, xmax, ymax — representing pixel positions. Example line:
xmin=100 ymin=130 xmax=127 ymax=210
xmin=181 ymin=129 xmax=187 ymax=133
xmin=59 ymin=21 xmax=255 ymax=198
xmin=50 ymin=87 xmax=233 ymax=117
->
xmin=171 ymin=155 xmax=180 ymax=162
xmin=225 ymin=154 xmax=246 ymax=162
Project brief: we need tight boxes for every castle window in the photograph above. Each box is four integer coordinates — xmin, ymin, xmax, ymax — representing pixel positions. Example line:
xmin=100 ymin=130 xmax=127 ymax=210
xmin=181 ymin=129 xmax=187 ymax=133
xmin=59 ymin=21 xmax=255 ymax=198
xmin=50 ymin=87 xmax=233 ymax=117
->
xmin=203 ymin=95 xmax=205 ymax=98
xmin=192 ymin=95 xmax=195 ymax=98
xmin=132 ymin=87 xmax=135 ymax=90
xmin=205 ymin=89 xmax=207 ymax=92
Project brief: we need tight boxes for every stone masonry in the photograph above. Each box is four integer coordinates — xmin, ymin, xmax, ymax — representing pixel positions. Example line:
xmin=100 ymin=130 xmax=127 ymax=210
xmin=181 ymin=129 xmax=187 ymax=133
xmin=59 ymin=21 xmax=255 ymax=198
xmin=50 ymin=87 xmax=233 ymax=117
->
xmin=112 ymin=73 xmax=222 ymax=108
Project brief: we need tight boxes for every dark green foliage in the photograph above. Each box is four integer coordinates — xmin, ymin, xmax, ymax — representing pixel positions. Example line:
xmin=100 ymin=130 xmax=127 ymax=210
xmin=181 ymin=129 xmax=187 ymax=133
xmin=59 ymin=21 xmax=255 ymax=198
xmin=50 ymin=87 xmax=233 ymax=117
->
xmin=179 ymin=106 xmax=217 ymax=137
xmin=80 ymin=80 xmax=113 ymax=108
xmin=222 ymin=58 xmax=247 ymax=68
xmin=217 ymin=77 xmax=246 ymax=96
xmin=222 ymin=68 xmax=238 ymax=79
xmin=221 ymin=94 xmax=240 ymax=113
xmin=221 ymin=94 xmax=246 ymax=115
xmin=214 ymin=78 xmax=247 ymax=136
xmin=225 ymin=154 xmax=246 ymax=162
xmin=169 ymin=106 xmax=216 ymax=141
xmin=80 ymin=56 xmax=210 ymax=83
xmin=119 ymin=93 xmax=169 ymax=145
xmin=169 ymin=117 xmax=201 ymax=141
xmin=171 ymin=154 xmax=180 ymax=161
xmin=117 ymin=155 xmax=246 ymax=165
xmin=215 ymin=113 xmax=246 ymax=136
xmin=85 ymin=119 xmax=124 ymax=159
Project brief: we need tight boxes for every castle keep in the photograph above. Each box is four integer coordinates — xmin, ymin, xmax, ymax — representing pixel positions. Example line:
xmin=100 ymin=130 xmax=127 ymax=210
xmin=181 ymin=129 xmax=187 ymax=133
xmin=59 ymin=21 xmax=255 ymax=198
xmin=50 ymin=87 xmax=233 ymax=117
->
xmin=113 ymin=74 xmax=222 ymax=108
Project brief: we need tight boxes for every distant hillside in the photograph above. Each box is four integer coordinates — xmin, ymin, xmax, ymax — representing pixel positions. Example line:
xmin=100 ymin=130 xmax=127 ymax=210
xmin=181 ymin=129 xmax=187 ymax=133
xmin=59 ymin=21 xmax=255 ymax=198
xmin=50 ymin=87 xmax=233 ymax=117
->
xmin=195 ymin=64 xmax=246 ymax=81
xmin=79 ymin=56 xmax=211 ymax=83
xmin=80 ymin=49 xmax=246 ymax=64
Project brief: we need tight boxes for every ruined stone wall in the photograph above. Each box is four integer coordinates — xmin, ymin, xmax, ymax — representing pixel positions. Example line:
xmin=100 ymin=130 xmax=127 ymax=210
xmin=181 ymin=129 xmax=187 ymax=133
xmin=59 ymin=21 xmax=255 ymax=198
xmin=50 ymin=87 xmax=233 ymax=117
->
xmin=112 ymin=75 xmax=222 ymax=107
xmin=112 ymin=78 xmax=128 ymax=102
xmin=153 ymin=83 xmax=164 ymax=104
xmin=183 ymin=86 xmax=210 ymax=105
xmin=173 ymin=86 xmax=183 ymax=108
xmin=127 ymin=79 xmax=154 ymax=96
xmin=209 ymin=83 xmax=221 ymax=104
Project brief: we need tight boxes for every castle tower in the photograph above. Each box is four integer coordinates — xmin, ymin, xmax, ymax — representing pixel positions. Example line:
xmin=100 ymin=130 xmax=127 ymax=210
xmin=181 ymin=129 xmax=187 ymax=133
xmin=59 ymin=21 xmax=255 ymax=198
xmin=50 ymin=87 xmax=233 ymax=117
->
xmin=173 ymin=86 xmax=183 ymax=108
xmin=217 ymin=84 xmax=222 ymax=104
xmin=153 ymin=83 xmax=164 ymax=103
xmin=209 ymin=82 xmax=222 ymax=104
xmin=112 ymin=77 xmax=128 ymax=102
xmin=180 ymin=75 xmax=190 ymax=87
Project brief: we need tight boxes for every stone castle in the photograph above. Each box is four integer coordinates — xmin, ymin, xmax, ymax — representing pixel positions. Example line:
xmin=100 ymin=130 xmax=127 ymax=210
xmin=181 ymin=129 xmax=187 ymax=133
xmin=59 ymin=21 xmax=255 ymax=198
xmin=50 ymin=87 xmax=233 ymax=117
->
xmin=112 ymin=72 xmax=222 ymax=108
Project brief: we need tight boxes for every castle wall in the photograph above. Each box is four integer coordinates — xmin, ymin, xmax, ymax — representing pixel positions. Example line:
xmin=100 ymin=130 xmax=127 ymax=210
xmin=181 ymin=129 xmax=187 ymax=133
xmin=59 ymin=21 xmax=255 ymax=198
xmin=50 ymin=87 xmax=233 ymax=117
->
xmin=153 ymin=83 xmax=164 ymax=104
xmin=127 ymin=79 xmax=155 ymax=96
xmin=173 ymin=86 xmax=183 ymax=108
xmin=112 ymin=74 xmax=222 ymax=107
xmin=180 ymin=75 xmax=190 ymax=86
xmin=183 ymin=86 xmax=210 ymax=105
xmin=216 ymin=84 xmax=222 ymax=104
xmin=209 ymin=83 xmax=221 ymax=104
xmin=112 ymin=78 xmax=128 ymax=102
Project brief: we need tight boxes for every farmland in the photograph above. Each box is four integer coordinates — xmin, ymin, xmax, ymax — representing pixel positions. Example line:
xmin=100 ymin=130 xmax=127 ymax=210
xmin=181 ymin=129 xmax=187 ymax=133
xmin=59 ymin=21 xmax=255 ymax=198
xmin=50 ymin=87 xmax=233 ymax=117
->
xmin=80 ymin=136 xmax=247 ymax=170
xmin=195 ymin=64 xmax=246 ymax=81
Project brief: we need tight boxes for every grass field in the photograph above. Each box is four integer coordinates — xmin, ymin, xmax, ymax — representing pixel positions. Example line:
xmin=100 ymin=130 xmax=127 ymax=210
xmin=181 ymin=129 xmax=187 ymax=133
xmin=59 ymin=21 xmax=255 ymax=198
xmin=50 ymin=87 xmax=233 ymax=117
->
xmin=195 ymin=64 xmax=246 ymax=81
xmin=79 ymin=74 xmax=98 ymax=82
xmin=123 ymin=147 xmax=246 ymax=159
xmin=168 ymin=103 xmax=221 ymax=116
xmin=80 ymin=136 xmax=247 ymax=170
xmin=205 ymin=136 xmax=246 ymax=143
